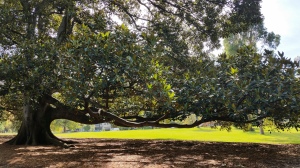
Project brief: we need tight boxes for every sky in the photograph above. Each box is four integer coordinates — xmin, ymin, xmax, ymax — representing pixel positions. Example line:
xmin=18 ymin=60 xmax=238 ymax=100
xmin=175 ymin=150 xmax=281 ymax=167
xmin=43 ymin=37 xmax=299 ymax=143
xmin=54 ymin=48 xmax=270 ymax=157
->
xmin=261 ymin=0 xmax=300 ymax=60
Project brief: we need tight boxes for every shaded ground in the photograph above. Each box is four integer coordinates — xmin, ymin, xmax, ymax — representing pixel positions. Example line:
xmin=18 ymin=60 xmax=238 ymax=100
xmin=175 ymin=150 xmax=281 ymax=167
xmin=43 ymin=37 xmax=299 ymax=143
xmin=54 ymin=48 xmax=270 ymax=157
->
xmin=0 ymin=136 xmax=299 ymax=168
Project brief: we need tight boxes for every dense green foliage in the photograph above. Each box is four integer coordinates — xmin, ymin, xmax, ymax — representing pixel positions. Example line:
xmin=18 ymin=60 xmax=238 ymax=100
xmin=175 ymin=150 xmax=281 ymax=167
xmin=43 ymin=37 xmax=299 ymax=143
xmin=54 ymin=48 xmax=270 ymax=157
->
xmin=223 ymin=21 xmax=282 ymax=134
xmin=0 ymin=0 xmax=299 ymax=146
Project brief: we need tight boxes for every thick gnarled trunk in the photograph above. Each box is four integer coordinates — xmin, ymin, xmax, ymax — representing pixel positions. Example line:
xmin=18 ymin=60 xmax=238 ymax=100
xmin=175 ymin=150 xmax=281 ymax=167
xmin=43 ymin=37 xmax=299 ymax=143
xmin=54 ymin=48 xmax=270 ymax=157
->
xmin=6 ymin=95 xmax=73 ymax=147
xmin=5 ymin=94 xmax=104 ymax=147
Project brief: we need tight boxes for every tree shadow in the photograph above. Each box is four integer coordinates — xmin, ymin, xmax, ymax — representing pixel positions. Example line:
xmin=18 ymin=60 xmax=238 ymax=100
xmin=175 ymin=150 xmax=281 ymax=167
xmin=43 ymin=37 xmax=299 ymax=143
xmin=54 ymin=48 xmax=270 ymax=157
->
xmin=0 ymin=137 xmax=299 ymax=168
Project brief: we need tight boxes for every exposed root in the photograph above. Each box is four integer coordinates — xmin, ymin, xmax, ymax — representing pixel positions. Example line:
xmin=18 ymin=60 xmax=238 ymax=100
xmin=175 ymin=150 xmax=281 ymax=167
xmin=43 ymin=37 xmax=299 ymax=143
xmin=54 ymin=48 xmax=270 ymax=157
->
xmin=47 ymin=129 xmax=78 ymax=145
xmin=6 ymin=127 xmax=77 ymax=148
xmin=45 ymin=132 xmax=75 ymax=148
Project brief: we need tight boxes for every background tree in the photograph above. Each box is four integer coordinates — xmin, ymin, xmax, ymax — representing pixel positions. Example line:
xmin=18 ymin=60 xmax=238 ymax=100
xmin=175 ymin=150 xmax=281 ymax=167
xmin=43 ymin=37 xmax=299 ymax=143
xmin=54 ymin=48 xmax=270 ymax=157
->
xmin=223 ymin=22 xmax=281 ymax=56
xmin=50 ymin=119 xmax=82 ymax=133
xmin=1 ymin=0 xmax=298 ymax=147
xmin=0 ymin=93 xmax=22 ymax=132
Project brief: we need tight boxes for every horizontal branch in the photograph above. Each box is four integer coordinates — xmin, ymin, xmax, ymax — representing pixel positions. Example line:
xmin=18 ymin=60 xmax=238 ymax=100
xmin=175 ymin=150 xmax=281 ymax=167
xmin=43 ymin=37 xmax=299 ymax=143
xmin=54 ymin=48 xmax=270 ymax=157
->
xmin=45 ymin=94 xmax=270 ymax=128
xmin=121 ymin=112 xmax=169 ymax=123
xmin=101 ymin=110 xmax=235 ymax=128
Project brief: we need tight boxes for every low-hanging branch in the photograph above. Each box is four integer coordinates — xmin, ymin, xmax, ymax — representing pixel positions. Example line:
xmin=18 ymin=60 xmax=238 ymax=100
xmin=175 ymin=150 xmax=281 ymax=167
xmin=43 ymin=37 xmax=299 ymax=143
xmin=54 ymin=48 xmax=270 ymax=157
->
xmin=119 ymin=112 xmax=170 ymax=123
xmin=98 ymin=110 xmax=262 ymax=129
xmin=46 ymin=94 xmax=270 ymax=129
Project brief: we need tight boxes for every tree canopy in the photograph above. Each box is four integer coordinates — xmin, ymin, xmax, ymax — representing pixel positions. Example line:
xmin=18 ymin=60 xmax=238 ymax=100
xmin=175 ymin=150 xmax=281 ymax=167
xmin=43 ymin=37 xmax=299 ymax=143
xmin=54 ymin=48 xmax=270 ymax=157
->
xmin=0 ymin=0 xmax=299 ymax=146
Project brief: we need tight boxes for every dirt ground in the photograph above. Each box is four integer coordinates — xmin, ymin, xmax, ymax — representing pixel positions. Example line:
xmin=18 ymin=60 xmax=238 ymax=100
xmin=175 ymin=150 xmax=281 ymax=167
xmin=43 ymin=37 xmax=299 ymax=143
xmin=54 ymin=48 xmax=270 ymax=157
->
xmin=0 ymin=136 xmax=299 ymax=168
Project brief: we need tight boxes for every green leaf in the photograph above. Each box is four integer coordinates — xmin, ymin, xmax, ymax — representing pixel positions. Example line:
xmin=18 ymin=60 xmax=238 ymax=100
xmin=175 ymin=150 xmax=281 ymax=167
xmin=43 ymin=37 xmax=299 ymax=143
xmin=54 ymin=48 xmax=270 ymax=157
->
xmin=185 ymin=73 xmax=190 ymax=80
xmin=230 ymin=67 xmax=238 ymax=75
xmin=100 ymin=31 xmax=110 ymax=38
xmin=155 ymin=61 xmax=160 ymax=67
xmin=147 ymin=83 xmax=152 ymax=89
xmin=104 ymin=31 xmax=110 ymax=37
xmin=164 ymin=84 xmax=171 ymax=90
xmin=168 ymin=91 xmax=175 ymax=99
xmin=121 ymin=23 xmax=128 ymax=31
xmin=141 ymin=32 xmax=147 ymax=39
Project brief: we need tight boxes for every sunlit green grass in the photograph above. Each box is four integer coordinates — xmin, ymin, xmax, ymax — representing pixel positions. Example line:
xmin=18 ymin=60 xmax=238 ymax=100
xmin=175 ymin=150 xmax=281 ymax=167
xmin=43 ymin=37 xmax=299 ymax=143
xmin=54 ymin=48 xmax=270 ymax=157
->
xmin=0 ymin=133 xmax=16 ymax=136
xmin=54 ymin=127 xmax=300 ymax=144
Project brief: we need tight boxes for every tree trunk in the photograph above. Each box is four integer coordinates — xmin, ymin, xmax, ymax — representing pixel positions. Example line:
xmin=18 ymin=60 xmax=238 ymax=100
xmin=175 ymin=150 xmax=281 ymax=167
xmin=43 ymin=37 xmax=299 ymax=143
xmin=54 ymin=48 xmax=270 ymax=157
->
xmin=259 ymin=120 xmax=264 ymax=135
xmin=5 ymin=95 xmax=74 ymax=147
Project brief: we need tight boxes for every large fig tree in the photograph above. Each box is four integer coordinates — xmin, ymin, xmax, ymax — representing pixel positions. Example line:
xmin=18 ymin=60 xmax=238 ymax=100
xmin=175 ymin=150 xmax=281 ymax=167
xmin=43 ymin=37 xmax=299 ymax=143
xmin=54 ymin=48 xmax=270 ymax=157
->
xmin=1 ymin=0 xmax=298 ymax=146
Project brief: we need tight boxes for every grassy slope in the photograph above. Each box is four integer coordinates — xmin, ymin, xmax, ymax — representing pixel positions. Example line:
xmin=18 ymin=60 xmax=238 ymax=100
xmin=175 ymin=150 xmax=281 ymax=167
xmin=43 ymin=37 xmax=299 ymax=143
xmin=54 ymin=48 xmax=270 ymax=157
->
xmin=54 ymin=127 xmax=300 ymax=144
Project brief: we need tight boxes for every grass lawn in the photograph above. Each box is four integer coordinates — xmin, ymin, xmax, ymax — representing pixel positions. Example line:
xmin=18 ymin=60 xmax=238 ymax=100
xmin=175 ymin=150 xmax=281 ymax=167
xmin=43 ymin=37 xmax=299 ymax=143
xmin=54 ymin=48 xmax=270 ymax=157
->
xmin=0 ymin=133 xmax=16 ymax=136
xmin=54 ymin=127 xmax=300 ymax=144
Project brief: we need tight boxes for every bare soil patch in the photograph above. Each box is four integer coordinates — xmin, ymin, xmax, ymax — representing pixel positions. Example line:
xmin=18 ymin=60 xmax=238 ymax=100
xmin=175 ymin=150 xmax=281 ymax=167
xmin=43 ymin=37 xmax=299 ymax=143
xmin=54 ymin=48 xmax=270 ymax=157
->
xmin=0 ymin=135 xmax=299 ymax=168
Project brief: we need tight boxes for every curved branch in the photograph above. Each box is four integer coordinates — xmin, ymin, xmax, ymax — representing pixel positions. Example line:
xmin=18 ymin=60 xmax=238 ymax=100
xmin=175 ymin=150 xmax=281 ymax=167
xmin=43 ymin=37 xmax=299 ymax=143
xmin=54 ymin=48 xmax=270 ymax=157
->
xmin=49 ymin=106 xmax=108 ymax=125
xmin=45 ymin=94 xmax=270 ymax=128
xmin=112 ymin=1 xmax=141 ymax=30
xmin=44 ymin=94 xmax=106 ymax=124
xmin=121 ymin=112 xmax=169 ymax=123
xmin=101 ymin=110 xmax=231 ymax=128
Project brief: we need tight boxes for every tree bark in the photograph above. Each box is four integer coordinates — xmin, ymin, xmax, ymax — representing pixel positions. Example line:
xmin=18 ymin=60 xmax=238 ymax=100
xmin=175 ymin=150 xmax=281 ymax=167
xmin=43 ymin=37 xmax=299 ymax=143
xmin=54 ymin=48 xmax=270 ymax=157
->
xmin=5 ymin=95 xmax=74 ymax=147
xmin=259 ymin=120 xmax=264 ymax=135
